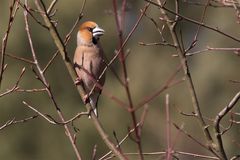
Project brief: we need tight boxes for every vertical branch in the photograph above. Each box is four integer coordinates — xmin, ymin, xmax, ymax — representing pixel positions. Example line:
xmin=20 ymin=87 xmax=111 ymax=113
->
xmin=112 ymin=1 xmax=150 ymax=160
xmin=155 ymin=0 xmax=217 ymax=156
xmin=214 ymin=91 xmax=240 ymax=159
xmin=23 ymin=1 xmax=82 ymax=159
xmin=0 ymin=0 xmax=19 ymax=86
xmin=186 ymin=0 xmax=210 ymax=52
xmin=165 ymin=94 xmax=172 ymax=160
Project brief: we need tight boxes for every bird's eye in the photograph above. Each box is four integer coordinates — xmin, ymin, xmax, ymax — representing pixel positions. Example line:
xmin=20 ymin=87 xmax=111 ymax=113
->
xmin=87 ymin=27 xmax=93 ymax=32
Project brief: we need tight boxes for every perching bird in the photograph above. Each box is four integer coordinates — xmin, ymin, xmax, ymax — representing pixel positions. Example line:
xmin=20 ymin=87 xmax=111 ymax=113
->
xmin=73 ymin=21 xmax=106 ymax=118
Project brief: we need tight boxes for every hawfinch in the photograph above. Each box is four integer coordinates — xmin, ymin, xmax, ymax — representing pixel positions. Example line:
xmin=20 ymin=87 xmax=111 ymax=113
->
xmin=73 ymin=21 xmax=106 ymax=117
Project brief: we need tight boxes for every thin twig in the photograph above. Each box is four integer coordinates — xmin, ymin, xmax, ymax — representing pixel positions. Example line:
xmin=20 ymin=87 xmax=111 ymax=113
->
xmin=184 ymin=0 xmax=210 ymax=54
xmin=101 ymin=150 xmax=219 ymax=160
xmin=138 ymin=41 xmax=176 ymax=47
xmin=214 ymin=91 xmax=240 ymax=159
xmin=0 ymin=115 xmax=38 ymax=130
xmin=22 ymin=101 xmax=56 ymax=124
xmin=173 ymin=123 xmax=214 ymax=152
xmin=18 ymin=1 xmax=48 ymax=29
xmin=22 ymin=101 xmax=89 ymax=125
xmin=0 ymin=67 xmax=26 ymax=97
xmin=16 ymin=88 xmax=47 ymax=92
xmin=5 ymin=53 xmax=35 ymax=64
xmin=91 ymin=145 xmax=97 ymax=160
xmin=146 ymin=0 xmax=240 ymax=43
xmin=165 ymin=94 xmax=172 ymax=160
xmin=99 ymin=122 xmax=142 ymax=160
xmin=42 ymin=0 xmax=85 ymax=73
xmin=47 ymin=0 xmax=58 ymax=14
xmin=0 ymin=0 xmax=20 ymax=86
xmin=154 ymin=0 xmax=217 ymax=156
xmin=113 ymin=1 xmax=145 ymax=159
xmin=134 ymin=64 xmax=183 ymax=111
xmin=24 ymin=1 xmax=83 ymax=159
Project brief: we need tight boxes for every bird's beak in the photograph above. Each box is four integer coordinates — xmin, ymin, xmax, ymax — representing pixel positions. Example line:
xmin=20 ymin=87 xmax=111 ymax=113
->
xmin=93 ymin=26 xmax=104 ymax=38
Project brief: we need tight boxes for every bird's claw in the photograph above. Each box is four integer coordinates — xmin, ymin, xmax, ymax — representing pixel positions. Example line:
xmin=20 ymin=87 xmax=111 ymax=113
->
xmin=83 ymin=94 xmax=90 ymax=104
xmin=74 ymin=77 xmax=82 ymax=85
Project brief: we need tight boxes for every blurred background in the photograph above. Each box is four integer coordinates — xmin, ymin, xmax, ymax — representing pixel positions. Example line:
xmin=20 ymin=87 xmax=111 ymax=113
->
xmin=0 ymin=0 xmax=240 ymax=159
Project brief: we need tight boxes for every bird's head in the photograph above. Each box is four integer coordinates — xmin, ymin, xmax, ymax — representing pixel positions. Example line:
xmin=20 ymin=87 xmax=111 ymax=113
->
xmin=77 ymin=21 xmax=105 ymax=46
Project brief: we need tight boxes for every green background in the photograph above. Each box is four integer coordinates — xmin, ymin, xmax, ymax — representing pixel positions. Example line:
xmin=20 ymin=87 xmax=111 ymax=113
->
xmin=1 ymin=0 xmax=240 ymax=159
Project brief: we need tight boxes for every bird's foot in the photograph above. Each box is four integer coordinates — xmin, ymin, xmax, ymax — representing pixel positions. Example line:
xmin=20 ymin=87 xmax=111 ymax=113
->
xmin=74 ymin=77 xmax=83 ymax=85
xmin=83 ymin=94 xmax=90 ymax=104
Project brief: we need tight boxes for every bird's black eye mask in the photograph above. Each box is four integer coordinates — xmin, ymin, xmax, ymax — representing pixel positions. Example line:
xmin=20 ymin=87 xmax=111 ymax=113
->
xmin=86 ymin=27 xmax=94 ymax=32
xmin=85 ymin=27 xmax=98 ymax=44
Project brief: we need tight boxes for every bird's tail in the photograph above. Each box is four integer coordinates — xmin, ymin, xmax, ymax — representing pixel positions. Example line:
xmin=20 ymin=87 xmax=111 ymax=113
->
xmin=88 ymin=93 xmax=100 ymax=118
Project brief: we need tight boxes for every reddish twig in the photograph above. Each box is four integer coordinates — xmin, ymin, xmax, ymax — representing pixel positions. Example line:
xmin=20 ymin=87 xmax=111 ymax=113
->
xmin=101 ymin=150 xmax=220 ymax=160
xmin=165 ymin=94 xmax=172 ymax=160
xmin=173 ymin=123 xmax=217 ymax=155
xmin=134 ymin=64 xmax=183 ymax=111
xmin=113 ymin=2 xmax=151 ymax=160
xmin=93 ymin=3 xmax=151 ymax=95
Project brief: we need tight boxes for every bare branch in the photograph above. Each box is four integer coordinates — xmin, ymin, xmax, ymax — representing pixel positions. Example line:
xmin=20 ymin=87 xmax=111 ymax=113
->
xmin=0 ymin=67 xmax=26 ymax=97
xmin=42 ymin=0 xmax=85 ymax=73
xmin=22 ymin=101 xmax=89 ymax=125
xmin=34 ymin=0 xmax=127 ymax=159
xmin=165 ymin=94 xmax=172 ymax=160
xmin=135 ymin=64 xmax=183 ymax=111
xmin=5 ymin=52 xmax=35 ymax=64
xmin=138 ymin=41 xmax=176 ymax=48
xmin=91 ymin=145 xmax=97 ymax=160
xmin=99 ymin=122 xmax=143 ymax=160
xmin=214 ymin=91 xmax=240 ymax=159
xmin=146 ymin=0 xmax=240 ymax=43
xmin=0 ymin=115 xmax=38 ymax=131
xmin=153 ymin=0 xmax=218 ymax=156
xmin=0 ymin=0 xmax=20 ymax=86
xmin=18 ymin=2 xmax=48 ymax=29
xmin=22 ymin=101 xmax=56 ymax=124
xmin=173 ymin=123 xmax=216 ymax=154
xmin=24 ymin=1 xmax=83 ymax=159
xmin=47 ymin=0 xmax=58 ymax=14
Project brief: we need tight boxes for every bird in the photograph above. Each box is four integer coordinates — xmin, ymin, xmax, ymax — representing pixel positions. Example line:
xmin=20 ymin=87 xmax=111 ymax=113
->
xmin=73 ymin=21 xmax=106 ymax=118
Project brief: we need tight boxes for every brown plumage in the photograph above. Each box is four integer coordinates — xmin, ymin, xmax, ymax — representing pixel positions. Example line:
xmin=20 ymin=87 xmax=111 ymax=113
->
xmin=73 ymin=21 xmax=106 ymax=117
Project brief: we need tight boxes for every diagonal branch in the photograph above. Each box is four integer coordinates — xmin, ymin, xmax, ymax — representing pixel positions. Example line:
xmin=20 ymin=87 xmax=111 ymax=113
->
xmin=146 ymin=0 xmax=240 ymax=43
xmin=0 ymin=0 xmax=20 ymax=86
xmin=34 ymin=0 xmax=126 ymax=159
xmin=24 ymin=1 xmax=82 ymax=159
